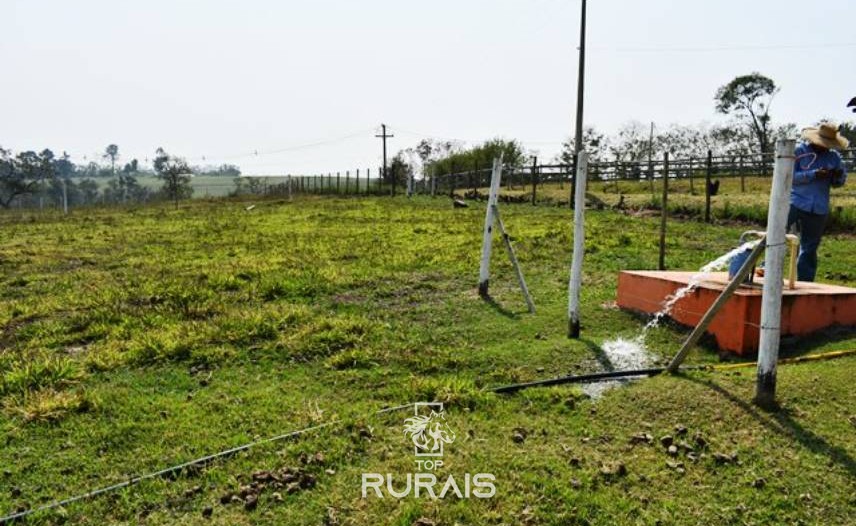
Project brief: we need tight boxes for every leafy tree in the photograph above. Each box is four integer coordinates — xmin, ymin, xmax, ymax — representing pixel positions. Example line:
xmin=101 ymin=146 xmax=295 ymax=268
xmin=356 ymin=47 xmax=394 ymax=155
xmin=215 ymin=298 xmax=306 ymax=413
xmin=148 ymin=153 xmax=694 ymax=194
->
xmin=0 ymin=147 xmax=54 ymax=208
xmin=77 ymin=178 xmax=100 ymax=205
xmin=430 ymin=138 xmax=526 ymax=177
xmin=387 ymin=152 xmax=413 ymax=186
xmin=557 ymin=127 xmax=609 ymax=165
xmin=104 ymin=144 xmax=119 ymax=174
xmin=153 ymin=148 xmax=193 ymax=209
xmin=714 ymin=73 xmax=778 ymax=154
xmin=839 ymin=122 xmax=856 ymax=147
xmin=122 ymin=159 xmax=139 ymax=175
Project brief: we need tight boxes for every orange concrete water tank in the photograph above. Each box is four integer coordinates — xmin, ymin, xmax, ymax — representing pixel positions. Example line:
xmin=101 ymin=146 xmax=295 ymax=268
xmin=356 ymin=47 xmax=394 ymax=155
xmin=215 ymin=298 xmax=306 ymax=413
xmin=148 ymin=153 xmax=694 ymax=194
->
xmin=616 ymin=271 xmax=856 ymax=355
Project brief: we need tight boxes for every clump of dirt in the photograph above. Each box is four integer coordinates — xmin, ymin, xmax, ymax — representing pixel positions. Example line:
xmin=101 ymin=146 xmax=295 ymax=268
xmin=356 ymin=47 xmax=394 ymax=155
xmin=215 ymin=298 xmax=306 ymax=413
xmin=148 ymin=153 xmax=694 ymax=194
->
xmin=217 ymin=452 xmax=328 ymax=512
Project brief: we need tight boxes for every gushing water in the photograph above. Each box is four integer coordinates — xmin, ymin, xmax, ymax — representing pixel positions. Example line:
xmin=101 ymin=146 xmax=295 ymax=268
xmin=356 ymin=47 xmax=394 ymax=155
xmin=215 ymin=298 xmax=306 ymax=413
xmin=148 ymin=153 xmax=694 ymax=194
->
xmin=642 ymin=240 xmax=760 ymax=333
xmin=583 ymin=240 xmax=762 ymax=398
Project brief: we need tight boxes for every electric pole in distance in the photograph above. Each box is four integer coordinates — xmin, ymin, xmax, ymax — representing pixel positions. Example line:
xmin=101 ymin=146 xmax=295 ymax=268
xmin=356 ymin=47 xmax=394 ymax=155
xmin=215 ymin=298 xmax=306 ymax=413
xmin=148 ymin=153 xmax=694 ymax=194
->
xmin=376 ymin=124 xmax=394 ymax=195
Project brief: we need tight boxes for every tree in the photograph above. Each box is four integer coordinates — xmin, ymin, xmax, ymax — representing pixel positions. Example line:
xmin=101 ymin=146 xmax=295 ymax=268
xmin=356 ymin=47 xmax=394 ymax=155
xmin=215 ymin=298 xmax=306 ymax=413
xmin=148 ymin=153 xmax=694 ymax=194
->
xmin=557 ymin=126 xmax=609 ymax=165
xmin=0 ymin=148 xmax=55 ymax=208
xmin=387 ymin=152 xmax=413 ymax=187
xmin=714 ymin=73 xmax=779 ymax=154
xmin=104 ymin=144 xmax=119 ymax=174
xmin=839 ymin=122 xmax=856 ymax=147
xmin=153 ymin=148 xmax=193 ymax=209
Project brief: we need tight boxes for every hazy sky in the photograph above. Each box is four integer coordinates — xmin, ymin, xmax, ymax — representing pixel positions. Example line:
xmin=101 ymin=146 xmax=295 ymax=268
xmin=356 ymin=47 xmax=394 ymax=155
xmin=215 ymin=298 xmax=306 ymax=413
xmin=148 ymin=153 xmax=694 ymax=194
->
xmin=2 ymin=0 xmax=854 ymax=174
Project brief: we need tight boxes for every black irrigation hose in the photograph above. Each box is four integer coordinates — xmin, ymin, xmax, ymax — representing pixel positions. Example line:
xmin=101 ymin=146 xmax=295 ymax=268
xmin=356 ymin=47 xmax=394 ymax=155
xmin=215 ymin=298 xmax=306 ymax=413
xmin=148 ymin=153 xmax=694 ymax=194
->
xmin=490 ymin=367 xmax=674 ymax=394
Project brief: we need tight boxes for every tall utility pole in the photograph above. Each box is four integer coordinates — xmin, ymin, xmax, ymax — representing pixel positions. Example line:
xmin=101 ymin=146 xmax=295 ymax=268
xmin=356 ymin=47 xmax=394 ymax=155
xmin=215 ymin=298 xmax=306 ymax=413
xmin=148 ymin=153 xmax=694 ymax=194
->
xmin=570 ymin=0 xmax=587 ymax=209
xmin=376 ymin=124 xmax=394 ymax=195
xmin=573 ymin=0 xmax=587 ymax=156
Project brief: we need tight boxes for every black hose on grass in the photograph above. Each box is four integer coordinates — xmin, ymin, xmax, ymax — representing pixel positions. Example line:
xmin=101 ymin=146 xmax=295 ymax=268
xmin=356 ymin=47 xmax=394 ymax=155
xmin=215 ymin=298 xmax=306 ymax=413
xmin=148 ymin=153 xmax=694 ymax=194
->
xmin=491 ymin=367 xmax=671 ymax=394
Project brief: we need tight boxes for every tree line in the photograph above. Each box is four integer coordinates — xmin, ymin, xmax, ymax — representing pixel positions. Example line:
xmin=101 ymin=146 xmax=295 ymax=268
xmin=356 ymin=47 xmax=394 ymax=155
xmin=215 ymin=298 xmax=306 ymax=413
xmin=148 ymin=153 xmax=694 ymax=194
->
xmin=391 ymin=73 xmax=855 ymax=178
xmin=0 ymin=143 xmax=241 ymax=209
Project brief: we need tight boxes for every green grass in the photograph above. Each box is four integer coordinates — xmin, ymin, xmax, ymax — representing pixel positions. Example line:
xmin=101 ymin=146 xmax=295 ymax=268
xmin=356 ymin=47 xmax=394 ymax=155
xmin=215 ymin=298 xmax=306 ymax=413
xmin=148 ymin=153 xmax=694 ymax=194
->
xmin=0 ymin=196 xmax=853 ymax=525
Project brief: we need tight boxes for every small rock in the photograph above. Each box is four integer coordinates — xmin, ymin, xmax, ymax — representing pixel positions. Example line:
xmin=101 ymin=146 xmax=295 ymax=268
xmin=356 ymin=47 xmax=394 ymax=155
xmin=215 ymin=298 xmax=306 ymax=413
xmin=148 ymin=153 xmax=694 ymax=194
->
xmin=252 ymin=470 xmax=273 ymax=483
xmin=243 ymin=494 xmax=258 ymax=511
xmin=677 ymin=441 xmax=694 ymax=454
xmin=751 ymin=478 xmax=766 ymax=489
xmin=693 ymin=432 xmax=708 ymax=449
xmin=630 ymin=432 xmax=654 ymax=445
xmin=666 ymin=460 xmax=684 ymax=470
xmin=230 ymin=495 xmax=243 ymax=505
xmin=569 ymin=457 xmax=581 ymax=468
xmin=325 ymin=468 xmax=336 ymax=476
xmin=183 ymin=485 xmax=203 ymax=498
xmin=660 ymin=435 xmax=674 ymax=448
xmin=674 ymin=424 xmax=688 ymax=436
xmin=713 ymin=452 xmax=735 ymax=465
xmin=667 ymin=445 xmax=678 ymax=457
xmin=570 ymin=478 xmax=582 ymax=488
xmin=201 ymin=506 xmax=213 ymax=518
xmin=10 ymin=487 xmax=21 ymax=498
xmin=413 ymin=518 xmax=436 ymax=526
xmin=271 ymin=492 xmax=283 ymax=502
xmin=536 ymin=366 xmax=545 ymax=373
xmin=599 ymin=462 xmax=627 ymax=478
xmin=286 ymin=482 xmax=301 ymax=494
xmin=299 ymin=474 xmax=317 ymax=489
xmin=512 ymin=432 xmax=526 ymax=444
xmin=219 ymin=493 xmax=233 ymax=505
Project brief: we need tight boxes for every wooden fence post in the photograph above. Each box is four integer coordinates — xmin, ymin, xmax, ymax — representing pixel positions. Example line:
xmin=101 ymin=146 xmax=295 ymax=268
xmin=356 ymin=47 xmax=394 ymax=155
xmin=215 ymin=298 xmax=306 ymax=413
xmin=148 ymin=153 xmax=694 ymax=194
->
xmin=705 ymin=150 xmax=712 ymax=223
xmin=531 ymin=156 xmax=538 ymax=206
xmin=478 ymin=155 xmax=504 ymax=297
xmin=739 ymin=155 xmax=745 ymax=193
xmin=658 ymin=152 xmax=669 ymax=271
xmin=688 ymin=157 xmax=694 ymax=194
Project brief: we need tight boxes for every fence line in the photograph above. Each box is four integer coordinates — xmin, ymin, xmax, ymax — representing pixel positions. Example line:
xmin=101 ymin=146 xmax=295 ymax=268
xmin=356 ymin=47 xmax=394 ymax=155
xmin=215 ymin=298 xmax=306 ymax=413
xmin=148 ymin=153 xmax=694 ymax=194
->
xmin=3 ymin=148 xmax=853 ymax=212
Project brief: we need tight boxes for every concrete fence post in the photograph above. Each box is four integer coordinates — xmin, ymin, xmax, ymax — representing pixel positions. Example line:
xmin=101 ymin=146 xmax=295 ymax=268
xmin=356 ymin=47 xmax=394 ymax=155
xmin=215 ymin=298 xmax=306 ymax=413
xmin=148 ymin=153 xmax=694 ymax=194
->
xmin=755 ymin=139 xmax=795 ymax=409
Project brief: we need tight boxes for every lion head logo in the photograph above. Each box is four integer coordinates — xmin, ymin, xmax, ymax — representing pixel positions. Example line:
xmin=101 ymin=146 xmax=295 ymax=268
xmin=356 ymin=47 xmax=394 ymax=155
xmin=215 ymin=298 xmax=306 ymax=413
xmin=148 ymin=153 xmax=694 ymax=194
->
xmin=403 ymin=406 xmax=456 ymax=457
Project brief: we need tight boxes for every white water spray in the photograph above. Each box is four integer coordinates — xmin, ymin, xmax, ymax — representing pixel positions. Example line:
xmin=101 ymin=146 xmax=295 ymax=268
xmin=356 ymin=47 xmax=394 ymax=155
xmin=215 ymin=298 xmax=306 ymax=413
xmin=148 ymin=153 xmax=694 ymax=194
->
xmin=583 ymin=240 xmax=762 ymax=398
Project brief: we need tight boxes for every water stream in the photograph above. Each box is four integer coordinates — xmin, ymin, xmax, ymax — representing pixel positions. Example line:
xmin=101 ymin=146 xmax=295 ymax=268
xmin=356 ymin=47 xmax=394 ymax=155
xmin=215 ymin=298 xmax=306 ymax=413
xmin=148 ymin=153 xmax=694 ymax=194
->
xmin=582 ymin=240 xmax=761 ymax=398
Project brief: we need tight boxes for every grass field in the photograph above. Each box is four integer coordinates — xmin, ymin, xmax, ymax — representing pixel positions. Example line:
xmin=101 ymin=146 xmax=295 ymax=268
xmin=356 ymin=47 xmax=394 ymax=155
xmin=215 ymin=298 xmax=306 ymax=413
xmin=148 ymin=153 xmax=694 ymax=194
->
xmin=0 ymin=196 xmax=854 ymax=525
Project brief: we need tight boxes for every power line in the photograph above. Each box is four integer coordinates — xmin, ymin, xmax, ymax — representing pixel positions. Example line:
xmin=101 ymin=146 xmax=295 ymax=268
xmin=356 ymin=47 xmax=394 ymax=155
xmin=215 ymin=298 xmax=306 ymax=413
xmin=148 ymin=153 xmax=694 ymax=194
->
xmin=589 ymin=42 xmax=856 ymax=53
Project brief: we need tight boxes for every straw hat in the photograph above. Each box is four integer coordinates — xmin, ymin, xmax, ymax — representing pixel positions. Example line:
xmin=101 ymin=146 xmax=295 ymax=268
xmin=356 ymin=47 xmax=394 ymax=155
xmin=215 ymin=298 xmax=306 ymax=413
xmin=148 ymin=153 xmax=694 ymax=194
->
xmin=801 ymin=122 xmax=849 ymax=150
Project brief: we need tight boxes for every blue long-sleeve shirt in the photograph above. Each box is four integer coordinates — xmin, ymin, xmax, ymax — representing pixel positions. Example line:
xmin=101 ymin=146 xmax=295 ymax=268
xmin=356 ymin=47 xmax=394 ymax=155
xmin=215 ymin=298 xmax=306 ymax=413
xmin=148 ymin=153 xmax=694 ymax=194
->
xmin=791 ymin=142 xmax=847 ymax=215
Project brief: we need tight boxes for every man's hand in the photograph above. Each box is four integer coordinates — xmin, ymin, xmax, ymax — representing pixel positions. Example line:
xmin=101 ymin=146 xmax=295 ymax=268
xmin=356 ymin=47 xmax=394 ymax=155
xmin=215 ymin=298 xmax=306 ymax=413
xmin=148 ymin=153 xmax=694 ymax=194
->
xmin=814 ymin=168 xmax=831 ymax=181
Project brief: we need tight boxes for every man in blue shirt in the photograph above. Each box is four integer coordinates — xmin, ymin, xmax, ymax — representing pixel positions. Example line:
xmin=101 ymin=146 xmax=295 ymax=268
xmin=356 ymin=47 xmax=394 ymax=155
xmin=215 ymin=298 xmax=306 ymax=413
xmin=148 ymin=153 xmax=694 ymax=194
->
xmin=788 ymin=122 xmax=849 ymax=282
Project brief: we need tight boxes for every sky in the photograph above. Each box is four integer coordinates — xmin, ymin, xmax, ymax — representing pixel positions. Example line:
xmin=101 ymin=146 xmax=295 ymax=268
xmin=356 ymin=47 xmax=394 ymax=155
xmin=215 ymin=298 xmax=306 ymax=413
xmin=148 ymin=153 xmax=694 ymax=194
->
xmin=2 ymin=0 xmax=854 ymax=175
